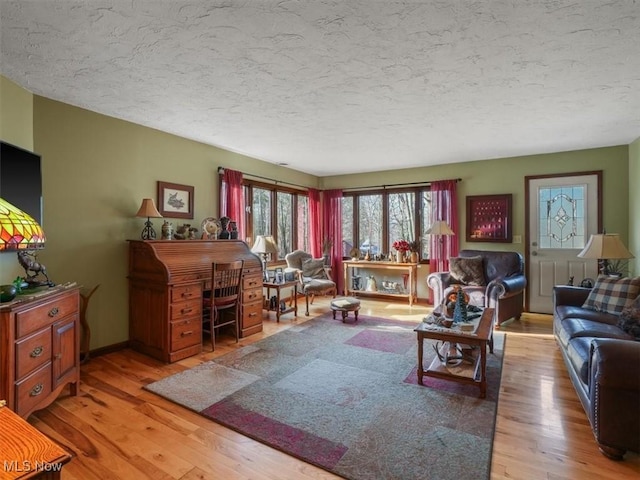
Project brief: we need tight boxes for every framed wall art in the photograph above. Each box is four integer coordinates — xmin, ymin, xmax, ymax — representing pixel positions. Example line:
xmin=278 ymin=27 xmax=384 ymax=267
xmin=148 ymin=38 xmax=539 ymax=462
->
xmin=157 ymin=181 xmax=194 ymax=219
xmin=466 ymin=194 xmax=512 ymax=243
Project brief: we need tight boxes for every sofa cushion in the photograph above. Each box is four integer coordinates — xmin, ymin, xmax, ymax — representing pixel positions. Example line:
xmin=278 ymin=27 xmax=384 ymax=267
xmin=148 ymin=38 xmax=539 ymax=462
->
xmin=556 ymin=318 xmax=633 ymax=348
xmin=555 ymin=305 xmax=619 ymax=325
xmin=618 ymin=295 xmax=640 ymax=339
xmin=582 ymin=275 xmax=640 ymax=315
xmin=566 ymin=337 xmax=594 ymax=385
xmin=449 ymin=256 xmax=485 ymax=286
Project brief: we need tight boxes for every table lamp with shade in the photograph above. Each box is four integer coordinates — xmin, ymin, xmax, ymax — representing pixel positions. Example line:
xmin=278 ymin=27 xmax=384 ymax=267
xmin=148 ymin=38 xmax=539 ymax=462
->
xmin=425 ymin=220 xmax=455 ymax=272
xmin=0 ymin=197 xmax=50 ymax=296
xmin=577 ymin=232 xmax=635 ymax=277
xmin=135 ymin=198 xmax=163 ymax=240
xmin=251 ymin=235 xmax=279 ymax=278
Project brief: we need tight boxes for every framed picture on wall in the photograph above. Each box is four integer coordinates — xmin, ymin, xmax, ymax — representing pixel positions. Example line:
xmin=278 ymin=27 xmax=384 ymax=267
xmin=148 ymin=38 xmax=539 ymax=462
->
xmin=466 ymin=194 xmax=512 ymax=243
xmin=157 ymin=181 xmax=194 ymax=219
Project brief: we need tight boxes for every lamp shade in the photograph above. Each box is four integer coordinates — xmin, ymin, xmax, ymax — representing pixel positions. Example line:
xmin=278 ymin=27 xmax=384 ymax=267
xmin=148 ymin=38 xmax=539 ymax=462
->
xmin=577 ymin=233 xmax=634 ymax=260
xmin=0 ymin=197 xmax=46 ymax=250
xmin=425 ymin=220 xmax=454 ymax=236
xmin=251 ymin=235 xmax=279 ymax=255
xmin=136 ymin=198 xmax=162 ymax=218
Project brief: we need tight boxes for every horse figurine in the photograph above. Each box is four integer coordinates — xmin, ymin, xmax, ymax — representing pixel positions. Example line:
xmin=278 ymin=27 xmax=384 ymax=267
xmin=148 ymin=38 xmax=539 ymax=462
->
xmin=17 ymin=251 xmax=52 ymax=286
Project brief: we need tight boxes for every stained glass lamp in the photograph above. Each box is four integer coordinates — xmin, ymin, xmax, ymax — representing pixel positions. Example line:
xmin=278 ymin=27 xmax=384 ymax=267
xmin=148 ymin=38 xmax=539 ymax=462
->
xmin=0 ymin=197 xmax=46 ymax=250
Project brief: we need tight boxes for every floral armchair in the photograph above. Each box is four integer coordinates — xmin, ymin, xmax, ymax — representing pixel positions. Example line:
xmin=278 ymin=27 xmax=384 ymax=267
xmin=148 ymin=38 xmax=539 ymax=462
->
xmin=284 ymin=250 xmax=337 ymax=315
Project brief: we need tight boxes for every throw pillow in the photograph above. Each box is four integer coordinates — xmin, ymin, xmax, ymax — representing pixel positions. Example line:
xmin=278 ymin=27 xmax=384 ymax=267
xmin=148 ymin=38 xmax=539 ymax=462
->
xmin=582 ymin=275 xmax=640 ymax=315
xmin=302 ymin=258 xmax=326 ymax=279
xmin=618 ymin=295 xmax=640 ymax=340
xmin=449 ymin=256 xmax=485 ymax=286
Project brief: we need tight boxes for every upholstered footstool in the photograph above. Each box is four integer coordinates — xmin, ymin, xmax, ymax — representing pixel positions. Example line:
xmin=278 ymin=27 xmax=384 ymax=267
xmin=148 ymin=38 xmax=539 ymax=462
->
xmin=330 ymin=297 xmax=361 ymax=322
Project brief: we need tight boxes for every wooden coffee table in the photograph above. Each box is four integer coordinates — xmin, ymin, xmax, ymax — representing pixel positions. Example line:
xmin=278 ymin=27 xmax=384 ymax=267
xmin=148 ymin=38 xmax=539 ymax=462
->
xmin=414 ymin=307 xmax=494 ymax=398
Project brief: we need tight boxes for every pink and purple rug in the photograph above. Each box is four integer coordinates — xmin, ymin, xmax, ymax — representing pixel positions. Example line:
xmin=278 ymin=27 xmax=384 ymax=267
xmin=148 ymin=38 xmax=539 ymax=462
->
xmin=145 ymin=313 xmax=504 ymax=480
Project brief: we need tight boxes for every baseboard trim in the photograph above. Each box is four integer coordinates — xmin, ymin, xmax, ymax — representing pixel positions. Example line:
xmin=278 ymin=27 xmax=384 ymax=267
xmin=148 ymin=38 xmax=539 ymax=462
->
xmin=82 ymin=341 xmax=129 ymax=362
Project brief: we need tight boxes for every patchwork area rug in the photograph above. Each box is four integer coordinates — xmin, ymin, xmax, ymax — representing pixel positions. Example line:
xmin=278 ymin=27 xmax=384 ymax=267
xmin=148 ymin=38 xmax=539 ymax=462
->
xmin=145 ymin=313 xmax=504 ymax=480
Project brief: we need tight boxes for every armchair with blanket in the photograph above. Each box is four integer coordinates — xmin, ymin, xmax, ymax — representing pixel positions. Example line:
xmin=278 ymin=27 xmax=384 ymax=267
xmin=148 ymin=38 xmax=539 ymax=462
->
xmin=285 ymin=250 xmax=337 ymax=316
xmin=427 ymin=249 xmax=527 ymax=326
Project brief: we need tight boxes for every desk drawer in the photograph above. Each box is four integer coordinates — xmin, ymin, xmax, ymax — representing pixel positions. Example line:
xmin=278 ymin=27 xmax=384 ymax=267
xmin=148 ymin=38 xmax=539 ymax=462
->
xmin=243 ymin=265 xmax=262 ymax=277
xmin=242 ymin=301 xmax=263 ymax=329
xmin=16 ymin=328 xmax=52 ymax=380
xmin=243 ymin=287 xmax=262 ymax=304
xmin=171 ymin=284 xmax=202 ymax=303
xmin=170 ymin=318 xmax=202 ymax=351
xmin=16 ymin=293 xmax=77 ymax=338
xmin=170 ymin=299 xmax=202 ymax=321
xmin=16 ymin=363 xmax=52 ymax=417
xmin=243 ymin=274 xmax=262 ymax=291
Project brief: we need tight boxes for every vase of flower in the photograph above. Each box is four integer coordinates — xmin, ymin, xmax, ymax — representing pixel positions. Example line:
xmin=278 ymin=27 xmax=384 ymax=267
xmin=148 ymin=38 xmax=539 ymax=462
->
xmin=396 ymin=250 xmax=404 ymax=263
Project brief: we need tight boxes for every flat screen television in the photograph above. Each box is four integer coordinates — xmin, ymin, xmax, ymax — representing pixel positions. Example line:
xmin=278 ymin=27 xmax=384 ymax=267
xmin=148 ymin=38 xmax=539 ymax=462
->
xmin=0 ymin=141 xmax=43 ymax=225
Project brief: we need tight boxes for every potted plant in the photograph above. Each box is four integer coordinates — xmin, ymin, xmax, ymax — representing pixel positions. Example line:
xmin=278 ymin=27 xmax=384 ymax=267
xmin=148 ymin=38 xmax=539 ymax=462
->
xmin=392 ymin=239 xmax=410 ymax=263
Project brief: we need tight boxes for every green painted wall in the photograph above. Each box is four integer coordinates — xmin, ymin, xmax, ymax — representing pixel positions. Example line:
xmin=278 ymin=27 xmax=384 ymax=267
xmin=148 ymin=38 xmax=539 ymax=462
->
xmin=28 ymin=96 xmax=318 ymax=349
xmin=0 ymin=74 xmax=634 ymax=349
xmin=0 ymin=76 xmax=35 ymax=283
xmin=321 ymin=147 xmax=630 ymax=297
xmin=630 ymin=137 xmax=640 ymax=276
xmin=321 ymin=147 xmax=630 ymax=251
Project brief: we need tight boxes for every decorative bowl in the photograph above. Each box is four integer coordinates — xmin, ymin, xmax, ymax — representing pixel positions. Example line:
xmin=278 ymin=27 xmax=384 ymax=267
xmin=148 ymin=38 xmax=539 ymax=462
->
xmin=0 ymin=284 xmax=17 ymax=302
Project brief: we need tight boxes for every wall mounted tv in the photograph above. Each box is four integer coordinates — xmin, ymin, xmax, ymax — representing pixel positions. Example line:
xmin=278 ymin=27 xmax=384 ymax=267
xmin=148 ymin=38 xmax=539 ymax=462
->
xmin=0 ymin=141 xmax=43 ymax=225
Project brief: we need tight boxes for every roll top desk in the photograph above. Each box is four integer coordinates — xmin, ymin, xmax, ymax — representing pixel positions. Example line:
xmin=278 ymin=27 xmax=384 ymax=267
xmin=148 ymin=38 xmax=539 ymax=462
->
xmin=128 ymin=240 xmax=263 ymax=363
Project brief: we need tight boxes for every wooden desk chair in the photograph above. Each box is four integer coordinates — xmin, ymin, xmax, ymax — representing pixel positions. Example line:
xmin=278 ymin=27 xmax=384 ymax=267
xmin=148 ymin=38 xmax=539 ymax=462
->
xmin=203 ymin=260 xmax=244 ymax=351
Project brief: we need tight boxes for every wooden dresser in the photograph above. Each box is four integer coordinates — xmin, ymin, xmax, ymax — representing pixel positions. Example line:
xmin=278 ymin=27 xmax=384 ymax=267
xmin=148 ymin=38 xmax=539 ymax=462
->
xmin=0 ymin=286 xmax=80 ymax=419
xmin=128 ymin=240 xmax=263 ymax=363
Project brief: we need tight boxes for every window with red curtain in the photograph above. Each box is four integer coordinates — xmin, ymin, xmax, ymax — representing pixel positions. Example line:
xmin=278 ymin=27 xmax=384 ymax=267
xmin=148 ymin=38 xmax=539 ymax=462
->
xmin=308 ymin=188 xmax=321 ymax=258
xmin=429 ymin=179 xmax=459 ymax=302
xmin=220 ymin=168 xmax=245 ymax=240
xmin=321 ymin=189 xmax=343 ymax=293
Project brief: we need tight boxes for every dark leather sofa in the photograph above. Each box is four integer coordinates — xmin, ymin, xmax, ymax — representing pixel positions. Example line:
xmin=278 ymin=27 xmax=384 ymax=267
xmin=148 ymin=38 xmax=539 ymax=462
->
xmin=553 ymin=285 xmax=640 ymax=460
xmin=427 ymin=249 xmax=526 ymax=326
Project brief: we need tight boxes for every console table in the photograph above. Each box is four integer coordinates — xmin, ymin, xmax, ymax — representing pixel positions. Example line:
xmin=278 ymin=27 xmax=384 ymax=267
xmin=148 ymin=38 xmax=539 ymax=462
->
xmin=128 ymin=240 xmax=263 ymax=363
xmin=343 ymin=260 xmax=418 ymax=306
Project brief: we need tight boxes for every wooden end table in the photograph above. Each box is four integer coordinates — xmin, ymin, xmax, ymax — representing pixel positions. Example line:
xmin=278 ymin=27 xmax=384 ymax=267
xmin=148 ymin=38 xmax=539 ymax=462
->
xmin=263 ymin=280 xmax=298 ymax=322
xmin=415 ymin=307 xmax=494 ymax=398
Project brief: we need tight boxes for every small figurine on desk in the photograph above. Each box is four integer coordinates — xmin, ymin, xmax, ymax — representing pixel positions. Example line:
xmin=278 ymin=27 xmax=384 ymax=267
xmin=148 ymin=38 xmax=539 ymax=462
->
xmin=17 ymin=251 xmax=54 ymax=287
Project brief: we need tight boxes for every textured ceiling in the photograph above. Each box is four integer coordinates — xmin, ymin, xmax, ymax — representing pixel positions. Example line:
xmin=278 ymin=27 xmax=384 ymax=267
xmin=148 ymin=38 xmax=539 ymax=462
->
xmin=1 ymin=1 xmax=639 ymax=176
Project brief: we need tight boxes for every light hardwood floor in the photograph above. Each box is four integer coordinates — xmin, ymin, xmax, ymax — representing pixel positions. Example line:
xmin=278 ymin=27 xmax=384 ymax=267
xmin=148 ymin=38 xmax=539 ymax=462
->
xmin=28 ymin=298 xmax=639 ymax=479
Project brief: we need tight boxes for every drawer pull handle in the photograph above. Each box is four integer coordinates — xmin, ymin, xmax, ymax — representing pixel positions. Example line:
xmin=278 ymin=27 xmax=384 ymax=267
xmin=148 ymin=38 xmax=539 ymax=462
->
xmin=249 ymin=312 xmax=257 ymax=317
xmin=181 ymin=308 xmax=193 ymax=314
xmin=182 ymin=292 xmax=193 ymax=298
xmin=48 ymin=307 xmax=60 ymax=317
xmin=30 ymin=383 xmax=44 ymax=397
xmin=181 ymin=330 xmax=193 ymax=337
xmin=30 ymin=346 xmax=44 ymax=358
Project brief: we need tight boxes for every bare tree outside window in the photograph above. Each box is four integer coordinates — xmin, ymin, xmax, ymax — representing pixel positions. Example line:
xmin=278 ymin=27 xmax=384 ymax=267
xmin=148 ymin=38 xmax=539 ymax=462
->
xmin=341 ymin=197 xmax=354 ymax=256
xmin=252 ymin=187 xmax=271 ymax=238
xmin=358 ymin=194 xmax=382 ymax=255
xmin=277 ymin=192 xmax=293 ymax=258
xmin=388 ymin=191 xmax=416 ymax=248
xmin=297 ymin=194 xmax=309 ymax=252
